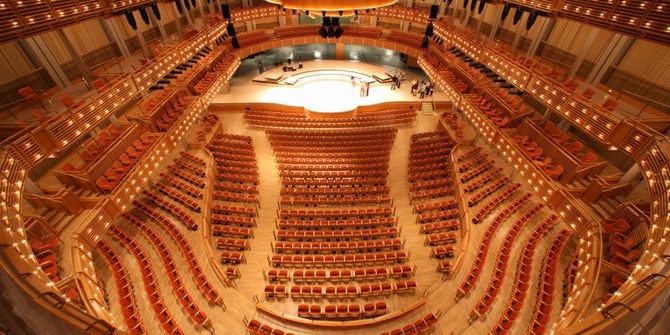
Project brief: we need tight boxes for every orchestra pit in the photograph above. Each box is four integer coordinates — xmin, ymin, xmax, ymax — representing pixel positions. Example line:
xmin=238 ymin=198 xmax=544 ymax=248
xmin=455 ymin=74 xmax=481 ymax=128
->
xmin=0 ymin=0 xmax=669 ymax=334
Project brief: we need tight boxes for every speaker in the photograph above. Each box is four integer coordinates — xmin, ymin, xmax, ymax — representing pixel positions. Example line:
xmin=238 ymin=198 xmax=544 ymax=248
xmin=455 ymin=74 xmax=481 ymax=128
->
xmin=526 ymin=10 xmax=539 ymax=30
xmin=231 ymin=36 xmax=240 ymax=49
xmin=151 ymin=3 xmax=161 ymax=20
xmin=429 ymin=4 xmax=438 ymax=19
xmin=175 ymin=0 xmax=183 ymax=14
xmin=125 ymin=10 xmax=137 ymax=30
xmin=183 ymin=0 xmax=190 ymax=11
xmin=221 ymin=4 xmax=231 ymax=19
xmin=226 ymin=23 xmax=236 ymax=36
xmin=334 ymin=26 xmax=343 ymax=38
xmin=190 ymin=0 xmax=196 ymax=7
xmin=138 ymin=6 xmax=150 ymax=25
xmin=513 ymin=7 xmax=524 ymax=25
xmin=319 ymin=26 xmax=328 ymax=38
xmin=470 ymin=0 xmax=477 ymax=11
xmin=478 ymin=0 xmax=485 ymax=14
xmin=425 ymin=22 xmax=434 ymax=37
xmin=500 ymin=3 xmax=511 ymax=21
xmin=462 ymin=0 xmax=468 ymax=9
xmin=421 ymin=35 xmax=429 ymax=48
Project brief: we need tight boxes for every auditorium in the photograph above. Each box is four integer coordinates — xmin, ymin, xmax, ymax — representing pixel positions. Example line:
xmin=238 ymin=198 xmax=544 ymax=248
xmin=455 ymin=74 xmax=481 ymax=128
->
xmin=0 ymin=0 xmax=668 ymax=334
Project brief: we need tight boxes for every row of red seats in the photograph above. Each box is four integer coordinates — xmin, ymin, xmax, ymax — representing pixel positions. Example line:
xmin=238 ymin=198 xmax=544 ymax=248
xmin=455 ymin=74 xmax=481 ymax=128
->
xmin=513 ymin=134 xmax=567 ymax=180
xmin=458 ymin=153 xmax=489 ymax=173
xmin=211 ymin=213 xmax=255 ymax=227
xmin=268 ymin=127 xmax=397 ymax=138
xmin=410 ymin=177 xmax=452 ymax=192
xmin=527 ymin=230 xmax=572 ymax=335
xmin=266 ymin=265 xmax=415 ymax=283
xmin=542 ymin=121 xmax=598 ymax=162
xmin=266 ymin=280 xmax=416 ymax=299
xmin=441 ymin=111 xmax=467 ymax=141
xmin=245 ymin=117 xmax=416 ymax=129
xmin=79 ymin=124 xmax=128 ymax=165
xmin=380 ymin=312 xmax=440 ymax=335
xmin=269 ymin=251 xmax=409 ymax=268
xmin=174 ymin=158 xmax=206 ymax=177
xmin=154 ymin=182 xmax=202 ymax=212
xmin=470 ymin=204 xmax=545 ymax=320
xmin=213 ymin=190 xmax=258 ymax=204
xmin=212 ymin=203 xmax=257 ymax=217
xmin=193 ymin=72 xmax=218 ymax=95
xmin=216 ymin=238 xmax=249 ymax=251
xmin=155 ymin=103 xmax=184 ymax=131
xmin=409 ymin=170 xmax=450 ymax=184
xmin=167 ymin=164 xmax=205 ymax=188
xmin=297 ymin=301 xmax=388 ymax=319
xmin=96 ymin=133 xmax=157 ymax=193
xmin=279 ymin=207 xmax=393 ymax=220
xmin=214 ymin=181 xmax=258 ymax=194
xmin=282 ymin=177 xmax=387 ymax=189
xmin=425 ymin=232 xmax=457 ymax=246
xmin=423 ymin=52 xmax=468 ymax=93
xmin=119 ymin=216 xmax=210 ymax=326
xmin=420 ymin=219 xmax=460 ymax=234
xmin=282 ymin=185 xmax=389 ymax=197
xmin=280 ymin=194 xmax=392 ymax=207
xmin=179 ymin=151 xmax=206 ymax=166
xmin=460 ymin=160 xmax=495 ymax=183
xmin=246 ymin=318 xmax=295 ymax=335
xmin=270 ymin=137 xmax=395 ymax=149
xmin=411 ymin=187 xmax=454 ymax=203
xmin=457 ymin=194 xmax=533 ymax=297
xmin=467 ymin=176 xmax=511 ymax=207
xmin=416 ymin=208 xmax=459 ymax=224
xmin=414 ymin=199 xmax=457 ymax=213
xmin=490 ymin=214 xmax=559 ymax=334
xmin=245 ymin=112 xmax=416 ymax=125
xmin=278 ymin=161 xmax=390 ymax=172
xmin=471 ymin=185 xmax=524 ymax=224
xmin=463 ymin=167 xmax=503 ymax=193
xmin=277 ymin=217 xmax=396 ymax=230
xmin=276 ymin=227 xmax=399 ymax=241
xmin=457 ymin=147 xmax=482 ymax=162
xmin=272 ymin=239 xmax=403 ymax=254
xmin=279 ymin=169 xmax=388 ymax=179
xmin=96 ymin=241 xmax=146 ymax=334
xmin=128 ymin=206 xmax=222 ymax=305
xmin=29 ymin=236 xmax=61 ymax=284
xmin=158 ymin=172 xmax=203 ymax=199
xmin=141 ymin=190 xmax=197 ymax=230
xmin=212 ymin=225 xmax=253 ymax=238
xmin=106 ymin=226 xmax=185 ymax=334
xmin=214 ymin=172 xmax=259 ymax=184
xmin=470 ymin=95 xmax=512 ymax=128
xmin=277 ymin=155 xmax=389 ymax=165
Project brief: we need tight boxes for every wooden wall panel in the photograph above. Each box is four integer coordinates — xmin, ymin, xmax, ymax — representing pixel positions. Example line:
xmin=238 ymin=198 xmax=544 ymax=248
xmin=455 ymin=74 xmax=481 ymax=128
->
xmin=618 ymin=39 xmax=670 ymax=90
xmin=0 ymin=42 xmax=34 ymax=83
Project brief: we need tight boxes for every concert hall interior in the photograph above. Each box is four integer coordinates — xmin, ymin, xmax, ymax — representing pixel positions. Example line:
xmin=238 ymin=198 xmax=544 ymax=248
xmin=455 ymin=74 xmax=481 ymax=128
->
xmin=0 ymin=0 xmax=669 ymax=334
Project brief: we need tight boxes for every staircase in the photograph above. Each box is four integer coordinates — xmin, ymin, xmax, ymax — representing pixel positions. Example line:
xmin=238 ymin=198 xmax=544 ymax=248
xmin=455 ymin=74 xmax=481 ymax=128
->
xmin=421 ymin=102 xmax=434 ymax=115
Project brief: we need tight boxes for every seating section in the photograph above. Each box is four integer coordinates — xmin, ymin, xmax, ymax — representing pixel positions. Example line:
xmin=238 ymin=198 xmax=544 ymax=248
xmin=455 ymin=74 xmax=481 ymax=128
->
xmin=107 ymin=225 xmax=212 ymax=330
xmin=297 ymin=301 xmax=388 ymax=320
xmin=468 ymin=204 xmax=545 ymax=321
xmin=96 ymin=241 xmax=146 ymax=335
xmin=29 ymin=235 xmax=61 ymax=284
xmin=96 ymin=133 xmax=159 ymax=194
xmin=104 ymin=226 xmax=185 ymax=335
xmin=527 ymin=230 xmax=572 ymax=335
xmin=206 ymin=133 xmax=259 ymax=274
xmin=409 ymin=131 xmax=460 ymax=275
xmin=489 ymin=215 xmax=559 ymax=334
xmin=245 ymin=318 xmax=296 ymax=335
xmin=379 ymin=312 xmax=441 ymax=335
xmin=423 ymin=52 xmax=469 ymax=93
xmin=78 ymin=124 xmax=129 ymax=165
xmin=249 ymin=117 xmax=417 ymax=318
xmin=244 ymin=109 xmax=416 ymax=129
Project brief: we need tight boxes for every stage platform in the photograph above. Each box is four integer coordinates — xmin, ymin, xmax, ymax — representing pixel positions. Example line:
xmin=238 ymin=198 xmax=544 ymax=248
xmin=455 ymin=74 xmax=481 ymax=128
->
xmin=211 ymin=60 xmax=449 ymax=115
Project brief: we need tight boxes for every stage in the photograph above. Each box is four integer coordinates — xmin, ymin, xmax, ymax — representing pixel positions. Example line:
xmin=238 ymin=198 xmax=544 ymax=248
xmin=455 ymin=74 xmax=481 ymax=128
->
xmin=210 ymin=60 xmax=449 ymax=115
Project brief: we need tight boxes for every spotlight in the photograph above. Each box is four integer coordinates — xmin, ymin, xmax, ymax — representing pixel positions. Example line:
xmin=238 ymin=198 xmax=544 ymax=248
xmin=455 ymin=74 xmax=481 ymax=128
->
xmin=526 ymin=10 xmax=539 ymax=29
xmin=327 ymin=25 xmax=334 ymax=37
xmin=138 ymin=6 xmax=150 ymax=24
xmin=478 ymin=0 xmax=486 ymax=13
xmin=319 ymin=26 xmax=328 ymax=38
xmin=124 ymin=10 xmax=137 ymax=30
xmin=501 ymin=3 xmax=511 ymax=21
xmin=150 ymin=3 xmax=161 ymax=20
xmin=513 ymin=7 xmax=524 ymax=25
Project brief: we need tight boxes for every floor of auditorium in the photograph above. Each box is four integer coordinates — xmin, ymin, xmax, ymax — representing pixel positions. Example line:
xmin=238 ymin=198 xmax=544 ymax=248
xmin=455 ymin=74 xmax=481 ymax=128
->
xmin=89 ymin=106 xmax=576 ymax=335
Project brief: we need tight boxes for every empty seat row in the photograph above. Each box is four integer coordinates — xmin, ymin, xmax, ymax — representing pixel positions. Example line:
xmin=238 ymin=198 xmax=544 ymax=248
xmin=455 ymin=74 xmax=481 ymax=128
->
xmin=297 ymin=301 xmax=388 ymax=320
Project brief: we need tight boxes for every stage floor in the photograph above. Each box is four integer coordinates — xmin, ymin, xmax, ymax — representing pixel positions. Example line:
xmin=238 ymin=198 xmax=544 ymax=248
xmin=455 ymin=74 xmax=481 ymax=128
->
xmin=211 ymin=60 xmax=448 ymax=113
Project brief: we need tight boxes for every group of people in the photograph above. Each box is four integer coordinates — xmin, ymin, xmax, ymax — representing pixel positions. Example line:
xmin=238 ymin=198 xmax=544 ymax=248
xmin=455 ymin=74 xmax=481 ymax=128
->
xmin=351 ymin=77 xmax=371 ymax=97
xmin=410 ymin=80 xmax=434 ymax=99
xmin=389 ymin=70 xmax=405 ymax=90
xmin=256 ymin=58 xmax=303 ymax=74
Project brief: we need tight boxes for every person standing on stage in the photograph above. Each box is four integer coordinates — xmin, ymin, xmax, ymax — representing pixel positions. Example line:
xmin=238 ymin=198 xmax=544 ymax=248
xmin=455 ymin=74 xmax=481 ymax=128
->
xmin=419 ymin=81 xmax=426 ymax=99
xmin=365 ymin=81 xmax=370 ymax=97
xmin=390 ymin=71 xmax=397 ymax=90
xmin=410 ymin=79 xmax=418 ymax=95
xmin=256 ymin=58 xmax=264 ymax=73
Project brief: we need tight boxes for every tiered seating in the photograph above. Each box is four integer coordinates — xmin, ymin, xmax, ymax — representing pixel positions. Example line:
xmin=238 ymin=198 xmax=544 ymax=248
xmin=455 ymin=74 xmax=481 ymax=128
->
xmin=207 ymin=133 xmax=259 ymax=273
xmin=379 ymin=312 xmax=441 ymax=335
xmin=467 ymin=177 xmax=511 ymax=207
xmin=78 ymin=124 xmax=129 ymax=164
xmin=469 ymin=95 xmax=516 ymax=128
xmin=527 ymin=230 xmax=572 ymax=335
xmin=158 ymin=173 xmax=203 ymax=199
xmin=245 ymin=109 xmax=416 ymax=129
xmin=471 ymin=185 xmax=523 ymax=223
xmin=441 ymin=111 xmax=467 ymax=141
xmin=106 ymin=226 xmax=185 ymax=334
xmin=469 ymin=204 xmax=545 ymax=321
xmin=122 ymin=210 xmax=223 ymax=305
xmin=266 ymin=280 xmax=416 ymax=300
xmin=489 ymin=215 xmax=559 ymax=334
xmin=297 ymin=301 xmax=388 ymax=320
xmin=383 ymin=30 xmax=422 ymax=49
xmin=254 ymin=121 xmax=413 ymax=318
xmin=423 ymin=52 xmax=469 ymax=92
xmin=28 ymin=236 xmax=61 ymax=284
xmin=246 ymin=318 xmax=296 ymax=335
xmin=96 ymin=241 xmax=146 ymax=335
xmin=457 ymin=194 xmax=533 ymax=298
xmin=141 ymin=190 xmax=198 ymax=230
xmin=96 ymin=133 xmax=158 ymax=193
xmin=167 ymin=164 xmax=206 ymax=188
xmin=111 ymin=222 xmax=211 ymax=329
